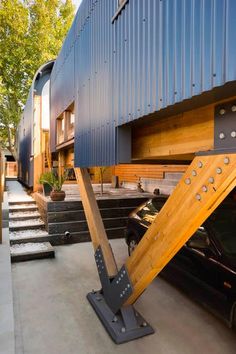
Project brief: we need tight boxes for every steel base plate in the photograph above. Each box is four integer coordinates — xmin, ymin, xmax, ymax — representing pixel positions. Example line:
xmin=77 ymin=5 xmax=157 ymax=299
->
xmin=87 ymin=291 xmax=154 ymax=344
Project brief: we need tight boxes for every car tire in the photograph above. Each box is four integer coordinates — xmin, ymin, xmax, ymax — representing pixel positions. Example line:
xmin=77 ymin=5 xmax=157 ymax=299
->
xmin=128 ymin=234 xmax=139 ymax=256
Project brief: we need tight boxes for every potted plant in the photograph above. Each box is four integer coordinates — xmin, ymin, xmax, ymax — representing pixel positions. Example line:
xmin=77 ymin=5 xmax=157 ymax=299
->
xmin=39 ymin=172 xmax=53 ymax=196
xmin=39 ymin=170 xmax=67 ymax=201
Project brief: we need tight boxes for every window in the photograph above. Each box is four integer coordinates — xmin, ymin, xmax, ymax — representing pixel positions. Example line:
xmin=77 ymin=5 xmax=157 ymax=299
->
xmin=56 ymin=115 xmax=65 ymax=145
xmin=56 ymin=110 xmax=74 ymax=145
xmin=112 ymin=0 xmax=129 ymax=23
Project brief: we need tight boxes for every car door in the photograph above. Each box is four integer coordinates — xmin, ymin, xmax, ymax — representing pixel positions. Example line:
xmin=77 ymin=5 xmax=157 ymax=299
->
xmin=163 ymin=226 xmax=226 ymax=315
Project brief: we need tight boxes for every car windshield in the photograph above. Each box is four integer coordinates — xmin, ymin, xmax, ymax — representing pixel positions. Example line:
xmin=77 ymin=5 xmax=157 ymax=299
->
xmin=137 ymin=199 xmax=160 ymax=225
xmin=209 ymin=208 xmax=236 ymax=257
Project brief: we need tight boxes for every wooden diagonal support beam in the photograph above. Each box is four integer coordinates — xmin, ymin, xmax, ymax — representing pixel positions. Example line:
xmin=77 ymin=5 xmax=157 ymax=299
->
xmin=74 ymin=167 xmax=118 ymax=277
xmin=125 ymin=153 xmax=236 ymax=304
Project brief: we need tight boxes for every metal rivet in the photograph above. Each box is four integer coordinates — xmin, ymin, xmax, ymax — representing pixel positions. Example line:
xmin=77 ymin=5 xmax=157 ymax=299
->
xmin=120 ymin=294 xmax=123 ymax=298
xmin=224 ymin=157 xmax=230 ymax=165
xmin=185 ymin=178 xmax=191 ymax=185
xmin=112 ymin=316 xmax=118 ymax=323
xmin=121 ymin=327 xmax=126 ymax=333
xmin=123 ymin=270 xmax=126 ymax=275
xmin=196 ymin=194 xmax=201 ymax=201
xmin=219 ymin=132 xmax=225 ymax=139
xmin=208 ymin=177 xmax=214 ymax=184
xmin=116 ymin=280 xmax=119 ymax=284
xmin=202 ymin=185 xmax=208 ymax=192
xmin=219 ymin=108 xmax=226 ymax=115
xmin=127 ymin=284 xmax=130 ymax=288
xmin=216 ymin=167 xmax=222 ymax=174
xmin=198 ymin=161 xmax=203 ymax=168
xmin=232 ymin=105 xmax=236 ymax=112
xmin=192 ymin=170 xmax=197 ymax=176
xmin=142 ymin=322 xmax=147 ymax=327
xmin=231 ymin=131 xmax=236 ymax=138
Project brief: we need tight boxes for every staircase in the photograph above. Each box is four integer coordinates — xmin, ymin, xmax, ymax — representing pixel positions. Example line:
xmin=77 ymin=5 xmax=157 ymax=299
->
xmin=9 ymin=198 xmax=54 ymax=262
xmin=141 ymin=172 xmax=184 ymax=195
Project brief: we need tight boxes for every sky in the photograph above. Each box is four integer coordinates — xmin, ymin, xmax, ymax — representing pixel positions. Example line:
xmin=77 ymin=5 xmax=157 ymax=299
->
xmin=72 ymin=0 xmax=83 ymax=11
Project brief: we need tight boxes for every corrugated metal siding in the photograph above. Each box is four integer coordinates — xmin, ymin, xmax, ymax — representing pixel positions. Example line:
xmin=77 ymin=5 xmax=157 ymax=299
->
xmin=50 ymin=0 xmax=236 ymax=167
xmin=18 ymin=62 xmax=54 ymax=187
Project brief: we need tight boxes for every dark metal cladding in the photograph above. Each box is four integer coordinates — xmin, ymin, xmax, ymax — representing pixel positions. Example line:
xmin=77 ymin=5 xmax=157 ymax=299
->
xmin=50 ymin=0 xmax=236 ymax=167
xmin=18 ymin=61 xmax=54 ymax=187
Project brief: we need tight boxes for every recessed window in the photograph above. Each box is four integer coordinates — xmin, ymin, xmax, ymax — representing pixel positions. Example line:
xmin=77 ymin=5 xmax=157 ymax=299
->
xmin=112 ymin=0 xmax=128 ymax=23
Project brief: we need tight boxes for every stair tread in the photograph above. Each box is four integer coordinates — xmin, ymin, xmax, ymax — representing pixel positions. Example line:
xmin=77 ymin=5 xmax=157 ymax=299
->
xmin=9 ymin=218 xmax=44 ymax=227
xmin=9 ymin=200 xmax=36 ymax=205
xmin=9 ymin=212 xmax=41 ymax=220
xmin=10 ymin=242 xmax=55 ymax=262
xmin=48 ymin=216 xmax=128 ymax=226
xmin=10 ymin=229 xmax=48 ymax=240
xmin=9 ymin=205 xmax=38 ymax=211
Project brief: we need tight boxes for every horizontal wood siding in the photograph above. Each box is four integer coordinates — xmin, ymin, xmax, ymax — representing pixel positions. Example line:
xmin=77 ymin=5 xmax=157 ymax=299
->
xmin=114 ymin=164 xmax=188 ymax=183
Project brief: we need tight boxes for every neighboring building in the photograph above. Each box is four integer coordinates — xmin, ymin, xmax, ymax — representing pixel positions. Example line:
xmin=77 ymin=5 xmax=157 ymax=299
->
xmin=2 ymin=149 xmax=17 ymax=178
xmin=18 ymin=61 xmax=54 ymax=190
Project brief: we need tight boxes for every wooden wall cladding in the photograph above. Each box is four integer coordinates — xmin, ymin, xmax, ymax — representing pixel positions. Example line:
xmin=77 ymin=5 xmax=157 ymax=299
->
xmin=114 ymin=164 xmax=188 ymax=183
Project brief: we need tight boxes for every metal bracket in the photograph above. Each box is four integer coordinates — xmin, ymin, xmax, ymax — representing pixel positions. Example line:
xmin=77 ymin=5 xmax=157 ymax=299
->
xmin=214 ymin=100 xmax=236 ymax=151
xmin=95 ymin=246 xmax=132 ymax=313
xmin=87 ymin=246 xmax=154 ymax=344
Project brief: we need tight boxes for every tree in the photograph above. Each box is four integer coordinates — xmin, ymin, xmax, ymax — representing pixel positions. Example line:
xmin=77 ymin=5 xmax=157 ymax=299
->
xmin=0 ymin=0 xmax=75 ymax=157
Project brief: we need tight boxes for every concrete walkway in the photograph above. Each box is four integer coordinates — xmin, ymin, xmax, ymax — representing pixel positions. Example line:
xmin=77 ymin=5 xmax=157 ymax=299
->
xmin=6 ymin=180 xmax=33 ymax=203
xmin=12 ymin=239 xmax=236 ymax=354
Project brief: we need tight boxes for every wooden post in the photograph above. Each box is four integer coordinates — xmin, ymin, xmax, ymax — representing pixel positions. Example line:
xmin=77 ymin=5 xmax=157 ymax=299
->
xmin=125 ymin=153 xmax=236 ymax=304
xmin=74 ymin=167 xmax=117 ymax=277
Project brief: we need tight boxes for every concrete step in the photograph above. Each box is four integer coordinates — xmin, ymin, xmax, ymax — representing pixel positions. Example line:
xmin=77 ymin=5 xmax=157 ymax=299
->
xmin=47 ymin=206 xmax=135 ymax=223
xmin=47 ymin=197 xmax=150 ymax=212
xmin=164 ymin=172 xmax=184 ymax=181
xmin=10 ymin=242 xmax=55 ymax=262
xmin=142 ymin=178 xmax=179 ymax=187
xmin=9 ymin=200 xmax=36 ymax=206
xmin=48 ymin=217 xmax=128 ymax=234
xmin=10 ymin=229 xmax=49 ymax=242
xmin=9 ymin=212 xmax=41 ymax=221
xmin=9 ymin=205 xmax=38 ymax=213
xmin=9 ymin=221 xmax=45 ymax=232
xmin=10 ymin=227 xmax=126 ymax=246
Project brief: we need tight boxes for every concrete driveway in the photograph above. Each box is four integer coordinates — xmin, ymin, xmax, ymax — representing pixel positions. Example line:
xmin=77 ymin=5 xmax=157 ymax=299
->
xmin=12 ymin=239 xmax=236 ymax=354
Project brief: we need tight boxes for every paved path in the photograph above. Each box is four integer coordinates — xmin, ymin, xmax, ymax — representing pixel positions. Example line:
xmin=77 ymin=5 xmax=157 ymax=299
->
xmin=6 ymin=181 xmax=33 ymax=203
xmin=12 ymin=239 xmax=236 ymax=354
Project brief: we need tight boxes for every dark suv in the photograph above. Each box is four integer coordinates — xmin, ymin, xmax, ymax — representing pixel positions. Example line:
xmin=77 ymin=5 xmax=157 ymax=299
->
xmin=125 ymin=195 xmax=236 ymax=328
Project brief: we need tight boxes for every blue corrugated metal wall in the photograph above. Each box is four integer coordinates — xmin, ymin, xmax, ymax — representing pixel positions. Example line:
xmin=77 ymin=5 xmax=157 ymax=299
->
xmin=50 ymin=0 xmax=236 ymax=167
xmin=19 ymin=62 xmax=54 ymax=187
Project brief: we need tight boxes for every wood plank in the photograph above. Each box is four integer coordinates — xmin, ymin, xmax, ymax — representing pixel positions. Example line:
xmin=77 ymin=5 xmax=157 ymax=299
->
xmin=125 ymin=153 xmax=236 ymax=304
xmin=132 ymin=96 xmax=236 ymax=160
xmin=132 ymin=107 xmax=214 ymax=159
xmin=114 ymin=164 xmax=188 ymax=183
xmin=74 ymin=167 xmax=117 ymax=277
